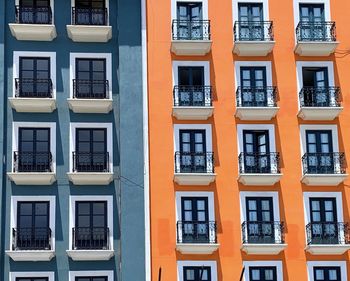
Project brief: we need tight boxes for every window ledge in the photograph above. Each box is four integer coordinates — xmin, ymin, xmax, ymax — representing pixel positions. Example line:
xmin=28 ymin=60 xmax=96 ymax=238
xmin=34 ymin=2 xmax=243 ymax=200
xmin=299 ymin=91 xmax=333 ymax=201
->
xmin=241 ymin=243 xmax=287 ymax=255
xmin=295 ymin=41 xmax=339 ymax=56
xmin=66 ymin=249 xmax=114 ymax=261
xmin=9 ymin=23 xmax=57 ymax=41
xmin=233 ymin=41 xmax=275 ymax=56
xmin=66 ymin=25 xmax=112 ymax=42
xmin=238 ymin=173 xmax=283 ymax=186
xmin=6 ymin=250 xmax=55 ymax=261
xmin=298 ymin=107 xmax=343 ymax=120
xmin=7 ymin=172 xmax=56 ymax=185
xmin=173 ymin=173 xmax=216 ymax=186
xmin=67 ymin=172 xmax=114 ymax=185
xmin=171 ymin=40 xmax=212 ymax=56
xmin=176 ymin=243 xmax=219 ymax=254
xmin=67 ymin=98 xmax=113 ymax=113
xmin=172 ymin=106 xmax=214 ymax=120
xmin=305 ymin=244 xmax=350 ymax=255
xmin=301 ymin=174 xmax=348 ymax=186
xmin=235 ymin=107 xmax=279 ymax=120
xmin=9 ymin=97 xmax=56 ymax=113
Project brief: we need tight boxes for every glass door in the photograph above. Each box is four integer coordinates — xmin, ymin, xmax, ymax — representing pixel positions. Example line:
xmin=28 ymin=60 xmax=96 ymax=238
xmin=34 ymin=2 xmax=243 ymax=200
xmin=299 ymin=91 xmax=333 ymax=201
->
xmin=180 ymin=130 xmax=206 ymax=172
xmin=240 ymin=67 xmax=267 ymax=106
xmin=178 ymin=66 xmax=205 ymax=106
xmin=299 ymin=4 xmax=325 ymax=40
xmin=177 ymin=3 xmax=203 ymax=39
xmin=183 ymin=266 xmax=211 ymax=281
xmin=19 ymin=0 xmax=51 ymax=24
xmin=302 ymin=67 xmax=329 ymax=106
xmin=238 ymin=3 xmax=263 ymax=40
xmin=75 ymin=0 xmax=106 ymax=25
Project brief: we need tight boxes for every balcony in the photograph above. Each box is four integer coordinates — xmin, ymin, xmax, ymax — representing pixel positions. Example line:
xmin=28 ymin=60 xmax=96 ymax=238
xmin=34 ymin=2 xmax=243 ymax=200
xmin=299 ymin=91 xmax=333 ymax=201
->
xmin=235 ymin=86 xmax=279 ymax=120
xmin=305 ymin=222 xmax=350 ymax=255
xmin=9 ymin=6 xmax=56 ymax=41
xmin=7 ymin=151 xmax=56 ymax=185
xmin=241 ymin=221 xmax=287 ymax=255
xmin=233 ymin=21 xmax=275 ymax=56
xmin=171 ymin=20 xmax=212 ymax=55
xmin=301 ymin=153 xmax=348 ymax=186
xmin=67 ymin=152 xmax=113 ymax=185
xmin=6 ymin=227 xmax=54 ymax=261
xmin=66 ymin=8 xmax=112 ymax=42
xmin=298 ymin=87 xmax=342 ymax=120
xmin=176 ymin=221 xmax=219 ymax=254
xmin=238 ymin=152 xmax=282 ymax=186
xmin=9 ymin=78 xmax=56 ymax=113
xmin=174 ymin=152 xmax=216 ymax=186
xmin=66 ymin=227 xmax=114 ymax=261
xmin=68 ymin=79 xmax=112 ymax=113
xmin=295 ymin=22 xmax=338 ymax=56
xmin=172 ymin=86 xmax=213 ymax=120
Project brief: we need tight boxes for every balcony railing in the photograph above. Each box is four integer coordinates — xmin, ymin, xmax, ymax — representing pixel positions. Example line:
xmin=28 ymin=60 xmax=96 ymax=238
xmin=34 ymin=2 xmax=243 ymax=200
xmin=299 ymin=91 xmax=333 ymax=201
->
xmin=302 ymin=152 xmax=346 ymax=175
xmin=173 ymin=86 xmax=212 ymax=107
xmin=72 ymin=152 xmax=110 ymax=173
xmin=72 ymin=7 xmax=108 ymax=25
xmin=13 ymin=151 xmax=53 ymax=173
xmin=296 ymin=21 xmax=336 ymax=42
xmin=12 ymin=227 xmax=52 ymax=250
xmin=175 ymin=152 xmax=214 ymax=174
xmin=72 ymin=227 xmax=109 ymax=250
xmin=15 ymin=5 xmax=52 ymax=24
xmin=172 ymin=20 xmax=211 ymax=40
xmin=177 ymin=221 xmax=217 ymax=244
xmin=299 ymin=87 xmax=341 ymax=107
xmin=242 ymin=221 xmax=284 ymax=244
xmin=234 ymin=21 xmax=274 ymax=41
xmin=306 ymin=222 xmax=350 ymax=245
xmin=15 ymin=78 xmax=53 ymax=98
xmin=236 ymin=86 xmax=277 ymax=107
xmin=239 ymin=152 xmax=281 ymax=174
xmin=73 ymin=79 xmax=109 ymax=99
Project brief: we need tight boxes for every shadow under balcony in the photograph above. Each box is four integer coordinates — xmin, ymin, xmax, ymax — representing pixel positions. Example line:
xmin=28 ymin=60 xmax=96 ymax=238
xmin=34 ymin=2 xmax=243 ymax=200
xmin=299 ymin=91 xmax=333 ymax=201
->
xmin=6 ymin=227 xmax=54 ymax=261
xmin=235 ymin=86 xmax=279 ymax=120
xmin=295 ymin=22 xmax=338 ymax=56
xmin=301 ymin=153 xmax=348 ymax=186
xmin=176 ymin=221 xmax=219 ymax=254
xmin=233 ymin=21 xmax=275 ymax=56
xmin=241 ymin=221 xmax=287 ymax=255
xmin=305 ymin=222 xmax=350 ymax=255
xmin=173 ymin=152 xmax=216 ymax=186
xmin=7 ymin=151 xmax=56 ymax=185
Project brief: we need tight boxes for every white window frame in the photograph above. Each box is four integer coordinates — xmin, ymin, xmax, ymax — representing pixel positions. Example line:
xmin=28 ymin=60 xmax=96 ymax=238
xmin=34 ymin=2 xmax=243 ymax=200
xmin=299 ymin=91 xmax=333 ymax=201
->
xmin=233 ymin=0 xmax=270 ymax=23
xmin=171 ymin=0 xmax=208 ymax=20
xmin=13 ymin=51 xmax=56 ymax=99
xmin=14 ymin=0 xmax=55 ymax=23
xmin=69 ymin=122 xmax=113 ymax=172
xmin=307 ymin=261 xmax=347 ymax=281
xmin=70 ymin=0 xmax=110 ymax=25
xmin=12 ymin=122 xmax=56 ymax=173
xmin=293 ymin=0 xmax=331 ymax=29
xmin=172 ymin=61 xmax=210 ymax=87
xmin=69 ymin=53 xmax=112 ymax=100
xmin=69 ymin=271 xmax=114 ymax=281
xmin=177 ymin=261 xmax=217 ymax=281
xmin=243 ymin=261 xmax=283 ymax=281
xmin=234 ymin=61 xmax=273 ymax=88
xmin=68 ymin=196 xmax=114 ymax=251
xmin=10 ymin=272 xmax=54 ymax=281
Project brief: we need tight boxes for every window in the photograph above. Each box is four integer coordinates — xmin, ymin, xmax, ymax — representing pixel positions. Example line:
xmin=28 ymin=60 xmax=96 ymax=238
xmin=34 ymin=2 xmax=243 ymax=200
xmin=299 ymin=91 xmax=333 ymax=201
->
xmin=177 ymin=261 xmax=217 ymax=281
xmin=69 ymin=272 xmax=113 ymax=281
xmin=314 ymin=267 xmax=341 ymax=281
xmin=73 ymin=0 xmax=108 ymax=25
xmin=10 ymin=272 xmax=54 ymax=281
xmin=76 ymin=278 xmax=107 ymax=281
xmin=16 ymin=0 xmax=52 ymax=24
xmin=237 ymin=3 xmax=264 ymax=40
xmin=176 ymin=3 xmax=203 ymax=40
xmin=298 ymin=4 xmax=327 ymax=40
xmin=243 ymin=261 xmax=282 ymax=281
xmin=307 ymin=262 xmax=347 ymax=281
xmin=16 ymin=278 xmax=48 ymax=281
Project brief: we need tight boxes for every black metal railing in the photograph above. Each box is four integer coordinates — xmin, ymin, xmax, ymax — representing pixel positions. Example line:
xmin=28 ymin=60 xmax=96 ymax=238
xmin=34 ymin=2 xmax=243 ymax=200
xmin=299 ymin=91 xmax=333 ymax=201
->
xmin=239 ymin=152 xmax=281 ymax=174
xmin=73 ymin=79 xmax=109 ymax=99
xmin=306 ymin=222 xmax=349 ymax=245
xmin=15 ymin=5 xmax=52 ymax=24
xmin=174 ymin=152 xmax=214 ymax=173
xmin=177 ymin=221 xmax=217 ymax=244
xmin=234 ymin=21 xmax=274 ymax=41
xmin=12 ymin=227 xmax=52 ymax=250
xmin=13 ymin=151 xmax=53 ymax=172
xmin=299 ymin=87 xmax=341 ymax=107
xmin=72 ymin=152 xmax=109 ymax=172
xmin=172 ymin=20 xmax=211 ymax=40
xmin=242 ymin=221 xmax=284 ymax=244
xmin=236 ymin=86 xmax=277 ymax=107
xmin=296 ymin=21 xmax=336 ymax=42
xmin=72 ymin=7 xmax=108 ymax=25
xmin=72 ymin=227 xmax=109 ymax=250
xmin=302 ymin=152 xmax=346 ymax=175
xmin=173 ymin=86 xmax=212 ymax=107
xmin=15 ymin=78 xmax=53 ymax=98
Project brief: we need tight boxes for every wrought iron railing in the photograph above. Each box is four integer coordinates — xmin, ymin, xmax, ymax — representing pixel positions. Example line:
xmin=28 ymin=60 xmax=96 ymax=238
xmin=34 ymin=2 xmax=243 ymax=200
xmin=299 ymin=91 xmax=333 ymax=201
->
xmin=172 ymin=20 xmax=211 ymax=40
xmin=72 ymin=152 xmax=110 ymax=172
xmin=177 ymin=221 xmax=217 ymax=244
xmin=174 ymin=152 xmax=214 ymax=173
xmin=236 ymin=86 xmax=277 ymax=107
xmin=242 ymin=221 xmax=284 ymax=244
xmin=13 ymin=151 xmax=53 ymax=172
xmin=12 ymin=227 xmax=52 ymax=250
xmin=15 ymin=78 xmax=53 ymax=98
xmin=299 ymin=87 xmax=341 ymax=107
xmin=296 ymin=21 xmax=336 ymax=42
xmin=302 ymin=152 xmax=346 ymax=175
xmin=72 ymin=7 xmax=108 ymax=25
xmin=306 ymin=222 xmax=349 ymax=245
xmin=173 ymin=86 xmax=212 ymax=107
xmin=73 ymin=79 xmax=109 ymax=99
xmin=234 ymin=21 xmax=274 ymax=41
xmin=72 ymin=227 xmax=109 ymax=250
xmin=239 ymin=152 xmax=281 ymax=174
xmin=15 ymin=5 xmax=52 ymax=24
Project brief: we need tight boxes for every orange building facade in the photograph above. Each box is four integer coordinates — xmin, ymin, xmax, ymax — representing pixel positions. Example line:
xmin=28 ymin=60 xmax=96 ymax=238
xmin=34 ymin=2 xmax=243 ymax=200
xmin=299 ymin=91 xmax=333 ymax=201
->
xmin=147 ymin=0 xmax=350 ymax=280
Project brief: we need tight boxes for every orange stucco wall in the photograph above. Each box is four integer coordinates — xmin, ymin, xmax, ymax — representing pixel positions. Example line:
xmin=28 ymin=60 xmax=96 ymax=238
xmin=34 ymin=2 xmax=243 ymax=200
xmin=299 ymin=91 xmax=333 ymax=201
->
xmin=147 ymin=0 xmax=350 ymax=280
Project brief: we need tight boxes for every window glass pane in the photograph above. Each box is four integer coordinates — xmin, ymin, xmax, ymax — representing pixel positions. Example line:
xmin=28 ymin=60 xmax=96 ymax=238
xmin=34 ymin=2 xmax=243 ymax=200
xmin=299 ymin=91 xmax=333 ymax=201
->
xmin=308 ymin=133 xmax=316 ymax=143
xmin=93 ymin=130 xmax=105 ymax=142
xmin=77 ymin=216 xmax=90 ymax=227
xmin=77 ymin=60 xmax=90 ymax=72
xmin=19 ymin=203 xmax=32 ymax=215
xmin=181 ymin=133 xmax=190 ymax=143
xmin=265 ymin=269 xmax=274 ymax=280
xmin=21 ymin=59 xmax=34 ymax=70
xmin=183 ymin=200 xmax=192 ymax=210
xmin=35 ymin=215 xmax=47 ymax=227
xmin=245 ymin=133 xmax=253 ymax=144
xmin=197 ymin=211 xmax=205 ymax=221
xmin=77 ymin=202 xmax=90 ymax=215
xmin=93 ymin=202 xmax=106 ymax=215
xmin=93 ymin=216 xmax=106 ymax=227
xmin=320 ymin=133 xmax=329 ymax=143
xmin=329 ymin=270 xmax=338 ymax=280
xmin=21 ymin=129 xmax=34 ymax=141
xmin=197 ymin=200 xmax=205 ymax=210
xmin=315 ymin=269 xmax=324 ymax=281
xmin=325 ymin=212 xmax=334 ymax=222
xmin=251 ymin=269 xmax=260 ymax=281
xmin=37 ymin=59 xmax=49 ymax=71
xmin=201 ymin=269 xmax=209 ymax=281
xmin=36 ymin=130 xmax=49 ymax=141
xmin=78 ymin=143 xmax=90 ymax=152
xmin=261 ymin=200 xmax=270 ymax=211
xmin=19 ymin=216 xmax=32 ymax=228
xmin=249 ymin=211 xmax=257 ymax=221
xmin=311 ymin=201 xmax=320 ymax=211
xmin=324 ymin=201 xmax=333 ymax=211
xmin=77 ymin=130 xmax=90 ymax=141
xmin=312 ymin=212 xmax=321 ymax=222
xmin=185 ymin=269 xmax=195 ymax=280
xmin=35 ymin=203 xmax=48 ymax=215
xmin=184 ymin=211 xmax=192 ymax=221
xmin=248 ymin=200 xmax=257 ymax=210
xmin=92 ymin=60 xmax=105 ymax=72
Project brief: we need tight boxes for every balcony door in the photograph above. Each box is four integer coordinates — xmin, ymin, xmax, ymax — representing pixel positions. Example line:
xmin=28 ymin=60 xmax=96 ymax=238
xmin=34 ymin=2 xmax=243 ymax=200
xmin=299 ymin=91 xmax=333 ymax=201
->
xmin=249 ymin=267 xmax=277 ymax=281
xmin=180 ymin=130 xmax=206 ymax=172
xmin=314 ymin=267 xmax=341 ymax=281
xmin=299 ymin=4 xmax=325 ymax=40
xmin=74 ymin=0 xmax=106 ymax=25
xmin=18 ymin=0 xmax=51 ymax=24
xmin=75 ymin=278 xmax=108 ymax=281
xmin=302 ymin=67 xmax=329 ymax=106
xmin=17 ymin=201 xmax=50 ymax=250
xmin=238 ymin=3 xmax=264 ymax=40
xmin=183 ymin=266 xmax=211 ymax=281
xmin=177 ymin=3 xmax=203 ymax=39
xmin=178 ymin=66 xmax=205 ymax=106
xmin=310 ymin=198 xmax=338 ymax=244
xmin=240 ymin=67 xmax=267 ymax=106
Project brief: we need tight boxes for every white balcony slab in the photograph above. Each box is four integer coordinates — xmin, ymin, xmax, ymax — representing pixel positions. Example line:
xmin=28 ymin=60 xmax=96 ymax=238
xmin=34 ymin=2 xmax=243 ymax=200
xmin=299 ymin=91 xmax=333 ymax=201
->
xmin=7 ymin=172 xmax=56 ymax=185
xmin=241 ymin=243 xmax=287 ymax=255
xmin=301 ymin=174 xmax=348 ymax=186
xmin=238 ymin=173 xmax=283 ymax=186
xmin=67 ymin=172 xmax=114 ymax=185
xmin=305 ymin=244 xmax=350 ymax=255
xmin=171 ymin=40 xmax=212 ymax=56
xmin=9 ymin=98 xmax=56 ymax=113
xmin=298 ymin=107 xmax=343 ymax=120
xmin=174 ymin=173 xmax=216 ymax=186
xmin=9 ymin=23 xmax=57 ymax=41
xmin=6 ymin=250 xmax=55 ymax=261
xmin=233 ymin=41 xmax=275 ymax=56
xmin=67 ymin=99 xmax=113 ymax=113
xmin=66 ymin=250 xmax=114 ymax=261
xmin=235 ymin=107 xmax=279 ymax=120
xmin=172 ymin=106 xmax=214 ymax=120
xmin=295 ymin=42 xmax=339 ymax=56
xmin=176 ymin=243 xmax=219 ymax=254
xmin=66 ymin=25 xmax=112 ymax=42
